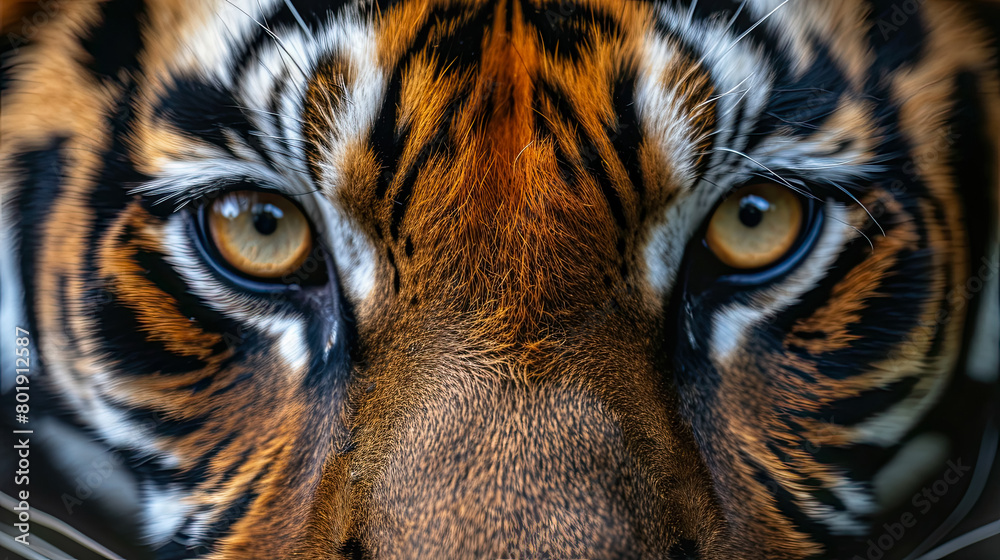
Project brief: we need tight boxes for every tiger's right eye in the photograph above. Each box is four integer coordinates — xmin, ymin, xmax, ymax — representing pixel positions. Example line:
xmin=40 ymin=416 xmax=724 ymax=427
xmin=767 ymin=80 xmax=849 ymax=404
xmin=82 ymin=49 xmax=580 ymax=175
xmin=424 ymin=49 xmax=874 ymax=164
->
xmin=207 ymin=191 xmax=313 ymax=279
xmin=705 ymin=183 xmax=804 ymax=270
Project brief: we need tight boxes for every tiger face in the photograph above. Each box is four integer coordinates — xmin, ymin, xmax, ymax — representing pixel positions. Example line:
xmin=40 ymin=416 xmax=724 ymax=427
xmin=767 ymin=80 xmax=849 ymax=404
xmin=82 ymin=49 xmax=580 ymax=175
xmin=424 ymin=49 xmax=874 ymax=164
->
xmin=1 ymin=0 xmax=998 ymax=558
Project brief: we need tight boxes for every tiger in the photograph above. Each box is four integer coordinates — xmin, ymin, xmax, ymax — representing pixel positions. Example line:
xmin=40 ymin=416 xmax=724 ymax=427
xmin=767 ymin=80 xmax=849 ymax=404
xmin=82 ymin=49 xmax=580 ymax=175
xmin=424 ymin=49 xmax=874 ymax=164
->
xmin=1 ymin=0 xmax=999 ymax=558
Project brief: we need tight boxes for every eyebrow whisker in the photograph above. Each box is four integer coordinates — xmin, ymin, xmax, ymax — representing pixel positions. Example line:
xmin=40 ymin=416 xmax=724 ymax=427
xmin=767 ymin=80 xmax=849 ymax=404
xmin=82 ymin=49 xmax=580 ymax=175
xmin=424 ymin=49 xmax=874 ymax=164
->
xmin=824 ymin=179 xmax=886 ymax=237
xmin=226 ymin=0 xmax=310 ymax=80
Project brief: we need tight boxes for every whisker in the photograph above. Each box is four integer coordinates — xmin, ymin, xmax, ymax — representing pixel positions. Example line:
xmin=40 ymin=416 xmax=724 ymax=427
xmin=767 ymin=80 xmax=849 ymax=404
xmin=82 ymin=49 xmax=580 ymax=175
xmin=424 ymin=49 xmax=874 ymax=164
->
xmin=285 ymin=188 xmax=322 ymax=197
xmin=256 ymin=0 xmax=270 ymax=30
xmin=831 ymin=213 xmax=874 ymax=250
xmin=716 ymin=0 xmax=789 ymax=62
xmin=283 ymin=0 xmax=314 ymax=38
xmin=675 ymin=0 xmax=789 ymax=92
xmin=686 ymin=0 xmax=699 ymax=24
xmin=824 ymin=179 xmax=886 ymax=237
xmin=0 ymin=492 xmax=125 ymax=560
xmin=513 ymin=140 xmax=534 ymax=167
xmin=248 ymin=131 xmax=309 ymax=145
xmin=716 ymin=147 xmax=818 ymax=200
xmin=698 ymin=72 xmax=755 ymax=109
xmin=723 ymin=0 xmax=750 ymax=33
xmin=912 ymin=519 xmax=1000 ymax=560
xmin=215 ymin=8 xmax=286 ymax=93
xmin=723 ymin=86 xmax=753 ymax=117
xmin=226 ymin=0 xmax=309 ymax=80
xmin=0 ymin=531 xmax=65 ymax=560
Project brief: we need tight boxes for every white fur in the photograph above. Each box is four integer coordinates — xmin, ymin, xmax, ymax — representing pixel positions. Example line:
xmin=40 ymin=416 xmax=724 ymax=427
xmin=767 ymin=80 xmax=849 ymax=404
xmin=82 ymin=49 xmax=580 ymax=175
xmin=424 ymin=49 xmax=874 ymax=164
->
xmin=142 ymin=483 xmax=193 ymax=545
xmin=0 ymin=188 xmax=28 ymax=393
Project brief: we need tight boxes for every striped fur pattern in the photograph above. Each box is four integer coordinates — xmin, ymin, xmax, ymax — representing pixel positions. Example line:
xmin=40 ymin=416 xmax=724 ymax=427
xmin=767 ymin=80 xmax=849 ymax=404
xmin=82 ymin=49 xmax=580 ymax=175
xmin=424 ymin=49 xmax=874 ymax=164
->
xmin=1 ymin=0 xmax=998 ymax=558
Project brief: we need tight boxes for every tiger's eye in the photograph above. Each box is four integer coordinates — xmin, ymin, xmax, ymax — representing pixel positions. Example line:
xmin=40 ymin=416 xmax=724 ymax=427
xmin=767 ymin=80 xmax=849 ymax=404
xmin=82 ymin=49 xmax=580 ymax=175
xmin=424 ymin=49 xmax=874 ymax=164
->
xmin=208 ymin=191 xmax=312 ymax=278
xmin=705 ymin=183 xmax=803 ymax=269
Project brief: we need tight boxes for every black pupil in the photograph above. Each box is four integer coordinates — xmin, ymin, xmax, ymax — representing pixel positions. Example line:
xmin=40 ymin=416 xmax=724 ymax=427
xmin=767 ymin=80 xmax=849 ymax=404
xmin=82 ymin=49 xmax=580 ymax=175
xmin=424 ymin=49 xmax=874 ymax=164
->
xmin=738 ymin=195 xmax=770 ymax=228
xmin=253 ymin=204 xmax=280 ymax=235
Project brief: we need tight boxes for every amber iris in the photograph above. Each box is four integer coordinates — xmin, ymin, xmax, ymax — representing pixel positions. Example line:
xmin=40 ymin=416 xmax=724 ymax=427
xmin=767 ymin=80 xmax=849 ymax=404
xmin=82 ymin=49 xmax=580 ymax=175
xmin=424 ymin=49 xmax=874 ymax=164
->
xmin=208 ymin=191 xmax=312 ymax=279
xmin=705 ymin=183 xmax=804 ymax=269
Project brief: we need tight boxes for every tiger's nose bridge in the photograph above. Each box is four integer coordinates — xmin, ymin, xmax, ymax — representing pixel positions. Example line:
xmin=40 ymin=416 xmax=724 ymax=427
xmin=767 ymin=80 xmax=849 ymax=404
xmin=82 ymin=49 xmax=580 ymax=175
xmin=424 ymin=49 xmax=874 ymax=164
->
xmin=359 ymin=376 xmax=684 ymax=553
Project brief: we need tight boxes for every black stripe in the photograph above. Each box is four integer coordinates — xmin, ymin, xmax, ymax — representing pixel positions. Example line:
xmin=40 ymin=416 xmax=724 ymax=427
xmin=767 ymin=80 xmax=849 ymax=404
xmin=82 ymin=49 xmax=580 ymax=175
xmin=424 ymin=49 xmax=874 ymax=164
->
xmin=538 ymin=78 xmax=628 ymax=230
xmin=386 ymin=247 xmax=400 ymax=292
xmin=800 ymin=476 xmax=848 ymax=513
xmin=94 ymin=295 xmax=209 ymax=375
xmin=207 ymin=372 xmax=255 ymax=397
xmin=115 ymin=445 xmax=179 ymax=484
xmin=426 ymin=5 xmax=493 ymax=75
xmin=805 ymin=377 xmax=919 ymax=427
xmin=947 ymin=70 xmax=994 ymax=322
xmin=809 ymin=440 xmax=899 ymax=483
xmin=259 ymin=65 xmax=295 ymax=170
xmin=519 ymin=0 xmax=622 ymax=63
xmin=607 ymin=70 xmax=646 ymax=200
xmin=124 ymin=406 xmax=209 ymax=439
xmin=765 ymin=441 xmax=848 ymax=512
xmin=386 ymin=79 xmax=477 ymax=239
xmin=273 ymin=0 xmax=354 ymax=34
xmin=370 ymin=73 xmax=406 ymax=200
xmin=686 ymin=0 xmax=757 ymax=39
xmin=387 ymin=107 xmax=458 ymax=239
xmin=174 ymin=433 xmax=240 ymax=486
xmin=744 ymin=450 xmax=831 ymax=546
xmin=387 ymin=136 xmax=432 ymax=239
xmin=83 ymin=80 xmax=149 ymax=269
xmin=132 ymin=249 xmax=240 ymax=345
xmin=967 ymin=2 xmax=1000 ymax=77
xmin=866 ymin=0 xmax=927 ymax=77
xmin=155 ymin=79 xmax=254 ymax=160
xmin=547 ymin=127 xmax=578 ymax=190
xmin=746 ymin=45 xmax=847 ymax=152
xmin=0 ymin=52 xmax=19 ymax=93
xmin=782 ymin=247 xmax=934 ymax=381
xmin=371 ymin=3 xmax=488 ymax=203
xmin=155 ymin=470 xmax=266 ymax=559
xmin=10 ymin=137 xmax=70 ymax=361
xmin=590 ymin=139 xmax=628 ymax=230
xmin=77 ymin=0 xmax=147 ymax=82
xmin=537 ymin=78 xmax=577 ymax=131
